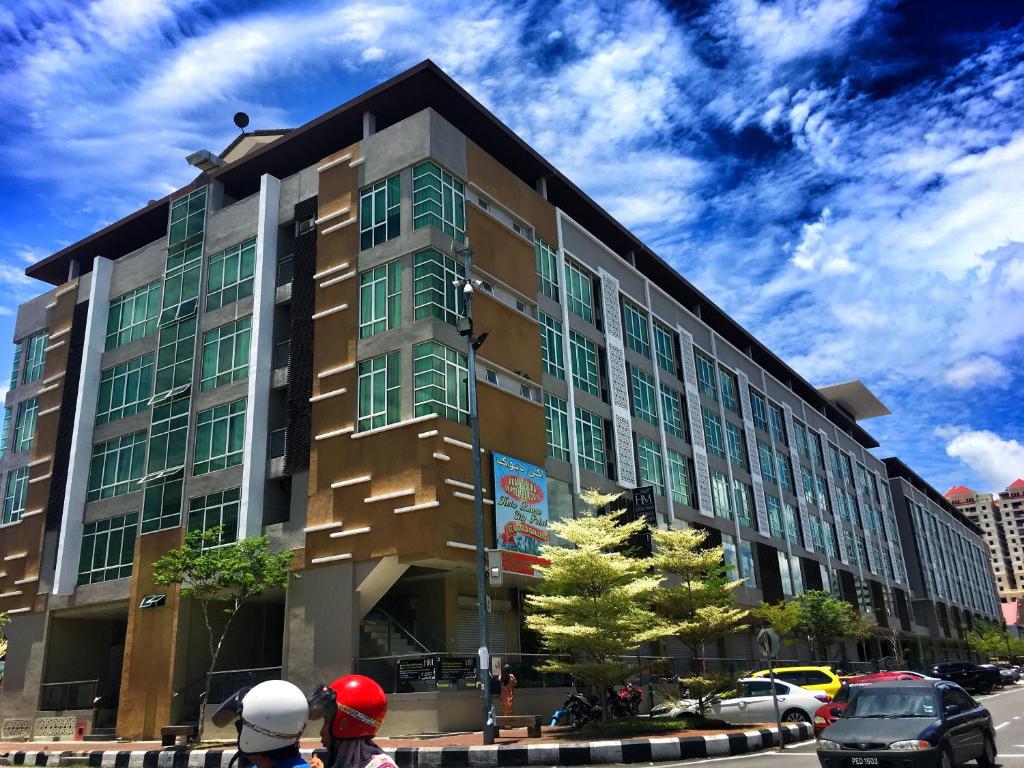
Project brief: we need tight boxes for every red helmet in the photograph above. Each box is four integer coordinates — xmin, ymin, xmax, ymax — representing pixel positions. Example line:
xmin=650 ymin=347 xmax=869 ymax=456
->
xmin=310 ymin=675 xmax=387 ymax=739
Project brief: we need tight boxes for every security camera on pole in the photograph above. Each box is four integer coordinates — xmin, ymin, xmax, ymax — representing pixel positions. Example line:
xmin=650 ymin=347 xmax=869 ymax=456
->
xmin=452 ymin=239 xmax=494 ymax=745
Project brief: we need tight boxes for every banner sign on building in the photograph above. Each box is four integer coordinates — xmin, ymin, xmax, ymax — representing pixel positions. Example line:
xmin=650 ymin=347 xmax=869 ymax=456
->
xmin=493 ymin=453 xmax=550 ymax=574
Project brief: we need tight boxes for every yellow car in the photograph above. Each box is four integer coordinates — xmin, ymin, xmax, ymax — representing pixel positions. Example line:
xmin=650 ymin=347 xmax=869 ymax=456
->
xmin=749 ymin=666 xmax=842 ymax=699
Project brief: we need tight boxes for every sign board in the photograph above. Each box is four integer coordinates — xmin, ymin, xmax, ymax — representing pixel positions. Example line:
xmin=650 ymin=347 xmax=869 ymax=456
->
xmin=492 ymin=453 xmax=550 ymax=573
xmin=397 ymin=657 xmax=437 ymax=683
xmin=140 ymin=593 xmax=166 ymax=609
xmin=491 ymin=656 xmax=503 ymax=678
xmin=756 ymin=628 xmax=781 ymax=659
xmin=630 ymin=486 xmax=657 ymax=526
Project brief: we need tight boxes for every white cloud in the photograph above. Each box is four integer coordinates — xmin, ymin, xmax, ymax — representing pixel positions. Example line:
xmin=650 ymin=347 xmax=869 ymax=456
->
xmin=939 ymin=428 xmax=1024 ymax=492
xmin=944 ymin=356 xmax=1011 ymax=390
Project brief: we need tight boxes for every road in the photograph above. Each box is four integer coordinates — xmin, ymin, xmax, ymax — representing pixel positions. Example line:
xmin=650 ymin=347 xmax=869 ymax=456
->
xmin=598 ymin=683 xmax=1024 ymax=767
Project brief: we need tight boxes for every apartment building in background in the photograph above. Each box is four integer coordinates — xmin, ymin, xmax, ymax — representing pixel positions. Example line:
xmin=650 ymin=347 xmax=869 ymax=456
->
xmin=0 ymin=61 xmax=1001 ymax=740
xmin=948 ymin=479 xmax=1024 ymax=603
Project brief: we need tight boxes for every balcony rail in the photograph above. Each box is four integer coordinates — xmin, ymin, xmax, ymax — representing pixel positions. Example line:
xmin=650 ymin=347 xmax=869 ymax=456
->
xmin=269 ymin=428 xmax=287 ymax=460
xmin=207 ymin=666 xmax=282 ymax=706
xmin=276 ymin=254 xmax=294 ymax=286
xmin=40 ymin=679 xmax=99 ymax=711
xmin=273 ymin=339 xmax=291 ymax=369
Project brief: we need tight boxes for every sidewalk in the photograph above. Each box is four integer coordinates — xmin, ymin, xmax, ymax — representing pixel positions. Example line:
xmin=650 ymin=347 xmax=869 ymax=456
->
xmin=0 ymin=722 xmax=814 ymax=767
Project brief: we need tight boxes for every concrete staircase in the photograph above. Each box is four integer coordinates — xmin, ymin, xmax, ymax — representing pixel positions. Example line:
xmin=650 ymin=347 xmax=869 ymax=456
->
xmin=360 ymin=613 xmax=422 ymax=657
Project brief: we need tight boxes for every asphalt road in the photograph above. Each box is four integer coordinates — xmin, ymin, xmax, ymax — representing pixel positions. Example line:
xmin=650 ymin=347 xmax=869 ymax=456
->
xmin=601 ymin=683 xmax=1024 ymax=767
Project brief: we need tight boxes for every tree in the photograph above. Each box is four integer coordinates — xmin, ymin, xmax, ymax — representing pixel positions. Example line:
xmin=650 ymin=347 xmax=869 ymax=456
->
xmin=873 ymin=625 xmax=906 ymax=668
xmin=524 ymin=490 xmax=667 ymax=717
xmin=153 ymin=528 xmax=294 ymax=739
xmin=967 ymin=620 xmax=1024 ymax=661
xmin=649 ymin=527 xmax=748 ymax=717
xmin=750 ymin=600 xmax=800 ymax=660
xmin=793 ymin=590 xmax=861 ymax=661
xmin=0 ymin=611 xmax=9 ymax=661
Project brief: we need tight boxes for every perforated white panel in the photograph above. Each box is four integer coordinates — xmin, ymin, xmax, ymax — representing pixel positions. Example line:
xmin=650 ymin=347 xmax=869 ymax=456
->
xmin=678 ymin=329 xmax=712 ymax=517
xmin=599 ymin=269 xmax=635 ymax=489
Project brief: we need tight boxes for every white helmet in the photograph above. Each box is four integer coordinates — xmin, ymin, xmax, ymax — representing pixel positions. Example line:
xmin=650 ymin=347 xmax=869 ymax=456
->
xmin=237 ymin=680 xmax=308 ymax=754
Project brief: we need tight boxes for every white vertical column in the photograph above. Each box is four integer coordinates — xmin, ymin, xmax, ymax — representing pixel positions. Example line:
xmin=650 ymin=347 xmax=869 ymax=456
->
xmin=814 ymin=426 xmax=842 ymax=562
xmin=239 ymin=174 xmax=280 ymax=539
xmin=53 ymin=256 xmax=112 ymax=594
xmin=677 ymin=329 xmax=712 ymax=517
xmin=554 ymin=211 xmax=581 ymax=495
xmin=736 ymin=371 xmax=769 ymax=535
xmin=642 ymin=281 xmax=672 ymax=525
xmin=782 ymin=406 xmax=812 ymax=552
xmin=598 ymin=268 xmax=635 ymax=489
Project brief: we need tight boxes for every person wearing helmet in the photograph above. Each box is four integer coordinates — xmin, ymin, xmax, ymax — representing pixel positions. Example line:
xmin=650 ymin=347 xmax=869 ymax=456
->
xmin=212 ymin=679 xmax=311 ymax=768
xmin=307 ymin=675 xmax=396 ymax=768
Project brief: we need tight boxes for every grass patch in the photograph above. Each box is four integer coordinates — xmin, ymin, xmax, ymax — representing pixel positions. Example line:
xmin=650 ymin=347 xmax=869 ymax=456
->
xmin=572 ymin=715 xmax=734 ymax=739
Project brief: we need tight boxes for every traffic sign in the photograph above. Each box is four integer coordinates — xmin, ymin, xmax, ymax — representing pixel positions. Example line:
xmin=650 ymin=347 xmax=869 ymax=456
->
xmin=756 ymin=627 xmax=780 ymax=658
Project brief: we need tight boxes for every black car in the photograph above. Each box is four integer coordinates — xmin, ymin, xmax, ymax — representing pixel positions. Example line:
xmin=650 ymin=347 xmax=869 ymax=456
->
xmin=930 ymin=661 xmax=1001 ymax=694
xmin=817 ymin=680 xmax=995 ymax=768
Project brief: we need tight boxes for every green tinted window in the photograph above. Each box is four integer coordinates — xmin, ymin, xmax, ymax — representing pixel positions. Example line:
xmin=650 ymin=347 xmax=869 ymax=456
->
xmin=201 ymin=317 xmax=251 ymax=390
xmin=564 ymin=261 xmax=593 ymax=322
xmin=359 ymin=175 xmax=401 ymax=250
xmin=413 ymin=342 xmax=467 ymax=424
xmin=13 ymin=397 xmax=38 ymax=453
xmin=536 ymin=238 xmax=559 ymax=301
xmin=540 ymin=312 xmax=564 ymax=380
xmin=575 ymin=407 xmax=605 ymax=474
xmin=412 ymin=161 xmax=465 ymax=242
xmin=87 ymin=431 xmax=147 ymax=501
xmin=357 ymin=351 xmax=401 ymax=432
xmin=23 ymin=331 xmax=48 ymax=384
xmin=629 ymin=366 xmax=658 ymax=425
xmin=188 ymin=488 xmax=241 ymax=546
xmin=413 ymin=249 xmax=464 ymax=326
xmin=97 ymin=354 xmax=155 ymax=424
xmin=193 ymin=398 xmax=247 ymax=475
xmin=622 ymin=301 xmax=650 ymax=358
xmin=636 ymin=436 xmax=664 ymax=496
xmin=207 ymin=238 xmax=256 ymax=311
xmin=2 ymin=466 xmax=29 ymax=524
xmin=105 ymin=282 xmax=160 ymax=350
xmin=78 ymin=512 xmax=137 ymax=585
xmin=545 ymin=394 xmax=570 ymax=462
xmin=569 ymin=330 xmax=599 ymax=396
xmin=359 ymin=261 xmax=401 ymax=338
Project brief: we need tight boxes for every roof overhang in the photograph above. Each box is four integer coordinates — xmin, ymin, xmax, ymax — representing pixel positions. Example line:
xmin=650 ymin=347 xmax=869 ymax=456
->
xmin=818 ymin=380 xmax=891 ymax=421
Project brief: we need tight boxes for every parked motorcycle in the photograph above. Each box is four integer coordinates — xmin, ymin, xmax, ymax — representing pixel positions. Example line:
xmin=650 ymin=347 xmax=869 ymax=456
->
xmin=551 ymin=689 xmax=602 ymax=727
xmin=607 ymin=681 xmax=643 ymax=717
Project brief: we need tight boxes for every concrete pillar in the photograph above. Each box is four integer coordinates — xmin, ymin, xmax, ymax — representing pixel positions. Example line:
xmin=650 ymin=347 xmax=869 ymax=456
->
xmin=362 ymin=111 xmax=376 ymax=139
xmin=0 ymin=612 xmax=48 ymax=719
xmin=283 ymin=562 xmax=355 ymax=694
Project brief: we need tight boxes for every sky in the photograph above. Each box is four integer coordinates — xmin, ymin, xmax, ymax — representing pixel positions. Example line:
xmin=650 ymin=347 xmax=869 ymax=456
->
xmin=0 ymin=0 xmax=1021 ymax=494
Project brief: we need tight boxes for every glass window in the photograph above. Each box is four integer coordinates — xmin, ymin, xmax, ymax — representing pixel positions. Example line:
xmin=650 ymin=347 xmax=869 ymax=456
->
xmin=661 ymin=384 xmax=685 ymax=438
xmin=750 ymin=390 xmax=770 ymax=433
xmin=779 ymin=549 xmax=794 ymax=597
xmin=97 ymin=354 xmax=155 ymax=425
xmin=801 ymin=466 xmax=816 ymax=508
xmin=564 ymin=261 xmax=593 ymax=322
xmin=168 ymin=187 xmax=206 ymax=246
xmin=667 ymin=450 xmax=691 ymax=506
xmin=695 ymin=352 xmax=717 ymax=400
xmin=622 ymin=300 xmax=650 ymax=357
xmin=77 ymin=512 xmax=137 ymax=585
xmin=359 ymin=174 xmax=401 ymax=250
xmin=810 ymin=515 xmax=824 ymax=552
xmin=841 ymin=454 xmax=854 ymax=486
xmin=201 ymin=317 xmax=251 ymax=391
xmin=816 ymin=476 xmax=831 ymax=513
xmin=810 ymin=431 xmax=825 ymax=469
xmin=710 ymin=468 xmax=732 ymax=520
xmin=193 ymin=398 xmax=247 ymax=475
xmin=188 ymin=488 xmax=241 ymax=546
xmin=722 ymin=533 xmax=739 ymax=581
xmin=536 ymin=238 xmax=559 ymax=301
xmin=8 ymin=342 xmax=21 ymax=389
xmin=88 ymin=431 xmax=147 ymax=501
xmin=725 ymin=421 xmax=746 ymax=468
xmin=154 ymin=317 xmax=197 ymax=395
xmin=13 ymin=397 xmax=38 ymax=453
xmin=147 ymin=398 xmax=189 ymax=474
xmin=636 ymin=435 xmax=664 ymax=495
xmin=413 ymin=341 xmax=468 ymax=424
xmin=733 ymin=479 xmax=753 ymax=528
xmin=162 ymin=235 xmax=202 ymax=325
xmin=540 ymin=313 xmax=564 ymax=379
xmin=412 ymin=160 xmax=465 ymax=242
xmin=359 ymin=260 xmax=401 ymax=337
xmin=2 ymin=466 xmax=29 ymax=524
xmin=795 ymin=420 xmax=810 ymax=461
xmin=783 ymin=503 xmax=800 ymax=545
xmin=791 ymin=554 xmax=804 ymax=594
xmin=777 ymin=450 xmax=794 ymax=493
xmin=0 ymin=406 xmax=10 ymax=459
xmin=206 ymin=238 xmax=256 ymax=311
xmin=105 ymin=281 xmax=161 ymax=350
xmin=828 ymin=445 xmax=843 ymax=478
xmin=766 ymin=494 xmax=784 ymax=538
xmin=413 ymin=249 xmax=464 ymax=326
xmin=142 ymin=478 xmax=183 ymax=534
xmin=569 ymin=330 xmax=600 ymax=396
xmin=739 ymin=540 xmax=758 ymax=587
xmin=719 ymin=367 xmax=739 ymax=413
xmin=653 ymin=323 xmax=675 ymax=374
xmin=544 ymin=394 xmax=570 ymax=462
xmin=357 ymin=351 xmax=401 ymax=432
xmin=629 ymin=366 xmax=658 ymax=425
xmin=22 ymin=331 xmax=48 ymax=384
xmin=702 ymin=407 xmax=725 ymax=459
xmin=768 ymin=404 xmax=786 ymax=445
xmin=758 ymin=440 xmax=776 ymax=485
xmin=575 ymin=407 xmax=605 ymax=474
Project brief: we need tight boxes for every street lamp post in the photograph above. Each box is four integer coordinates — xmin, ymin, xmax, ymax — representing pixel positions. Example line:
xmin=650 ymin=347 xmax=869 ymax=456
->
xmin=453 ymin=240 xmax=494 ymax=745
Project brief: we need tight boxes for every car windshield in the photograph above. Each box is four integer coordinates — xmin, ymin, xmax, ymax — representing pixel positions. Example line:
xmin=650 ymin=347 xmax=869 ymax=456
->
xmin=845 ymin=690 xmax=937 ymax=718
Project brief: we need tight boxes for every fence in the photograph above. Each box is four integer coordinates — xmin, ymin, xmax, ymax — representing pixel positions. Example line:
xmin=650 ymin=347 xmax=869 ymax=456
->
xmin=39 ymin=679 xmax=99 ymax=711
xmin=207 ymin=666 xmax=283 ymax=704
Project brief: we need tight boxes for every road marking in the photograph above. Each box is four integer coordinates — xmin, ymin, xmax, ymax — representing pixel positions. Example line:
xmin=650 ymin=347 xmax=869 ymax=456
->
xmin=646 ymin=744 xmax=818 ymax=765
xmin=996 ymin=721 xmax=1011 ymax=730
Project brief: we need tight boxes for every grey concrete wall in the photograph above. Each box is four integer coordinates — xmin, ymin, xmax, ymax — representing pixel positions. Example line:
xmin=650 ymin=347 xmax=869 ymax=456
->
xmin=205 ymin=194 xmax=259 ymax=256
xmin=13 ymin=290 xmax=56 ymax=341
xmin=0 ymin=611 xmax=48 ymax=718
xmin=109 ymin=239 xmax=165 ymax=297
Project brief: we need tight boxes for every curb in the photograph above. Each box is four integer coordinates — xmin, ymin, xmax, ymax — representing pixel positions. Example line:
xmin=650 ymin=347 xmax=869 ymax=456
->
xmin=0 ymin=723 xmax=813 ymax=767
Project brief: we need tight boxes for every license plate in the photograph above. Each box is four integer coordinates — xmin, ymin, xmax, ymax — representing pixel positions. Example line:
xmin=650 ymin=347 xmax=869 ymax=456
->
xmin=850 ymin=759 xmax=879 ymax=766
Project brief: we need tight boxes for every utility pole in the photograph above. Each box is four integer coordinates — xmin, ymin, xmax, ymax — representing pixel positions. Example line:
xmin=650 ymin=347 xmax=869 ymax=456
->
xmin=453 ymin=240 xmax=494 ymax=745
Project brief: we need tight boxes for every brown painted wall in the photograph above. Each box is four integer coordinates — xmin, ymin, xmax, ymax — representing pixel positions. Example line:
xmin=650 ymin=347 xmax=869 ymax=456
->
xmin=464 ymin=207 xmax=536 ymax=298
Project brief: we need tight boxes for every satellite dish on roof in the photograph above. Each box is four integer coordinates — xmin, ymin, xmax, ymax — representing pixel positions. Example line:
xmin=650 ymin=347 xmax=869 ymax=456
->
xmin=233 ymin=112 xmax=250 ymax=130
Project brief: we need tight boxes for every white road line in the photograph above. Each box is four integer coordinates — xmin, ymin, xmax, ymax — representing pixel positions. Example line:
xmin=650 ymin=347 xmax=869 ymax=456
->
xmin=652 ymin=744 xmax=817 ymax=766
xmin=996 ymin=721 xmax=1012 ymax=730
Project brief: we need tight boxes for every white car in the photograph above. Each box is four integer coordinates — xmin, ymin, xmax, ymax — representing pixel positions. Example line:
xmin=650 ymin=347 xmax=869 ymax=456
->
xmin=665 ymin=677 xmax=829 ymax=724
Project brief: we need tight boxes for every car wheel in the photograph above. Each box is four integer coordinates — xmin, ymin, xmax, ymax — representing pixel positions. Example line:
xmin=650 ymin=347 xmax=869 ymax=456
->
xmin=781 ymin=708 xmax=809 ymax=723
xmin=939 ymin=745 xmax=955 ymax=768
xmin=977 ymin=679 xmax=993 ymax=695
xmin=978 ymin=734 xmax=997 ymax=768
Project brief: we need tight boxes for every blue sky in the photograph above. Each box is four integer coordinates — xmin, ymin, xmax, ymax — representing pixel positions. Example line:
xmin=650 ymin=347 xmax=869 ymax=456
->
xmin=0 ymin=0 xmax=1021 ymax=494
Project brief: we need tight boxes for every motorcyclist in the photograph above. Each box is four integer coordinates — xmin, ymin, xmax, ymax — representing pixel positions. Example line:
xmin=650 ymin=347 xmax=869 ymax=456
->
xmin=211 ymin=679 xmax=311 ymax=768
xmin=307 ymin=675 xmax=396 ymax=768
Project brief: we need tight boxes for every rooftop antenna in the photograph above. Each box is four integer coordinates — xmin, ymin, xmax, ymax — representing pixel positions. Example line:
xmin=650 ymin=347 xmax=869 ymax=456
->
xmin=233 ymin=112 xmax=250 ymax=133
